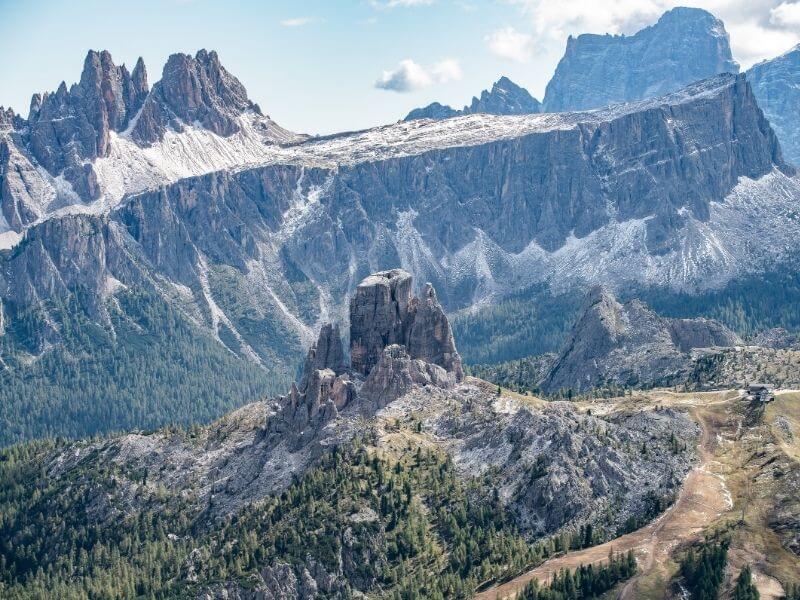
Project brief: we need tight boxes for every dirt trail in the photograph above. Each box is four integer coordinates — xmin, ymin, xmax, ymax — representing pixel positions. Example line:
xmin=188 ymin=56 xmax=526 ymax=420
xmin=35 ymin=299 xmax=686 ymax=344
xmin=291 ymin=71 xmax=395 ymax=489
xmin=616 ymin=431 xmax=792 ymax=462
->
xmin=474 ymin=407 xmax=732 ymax=600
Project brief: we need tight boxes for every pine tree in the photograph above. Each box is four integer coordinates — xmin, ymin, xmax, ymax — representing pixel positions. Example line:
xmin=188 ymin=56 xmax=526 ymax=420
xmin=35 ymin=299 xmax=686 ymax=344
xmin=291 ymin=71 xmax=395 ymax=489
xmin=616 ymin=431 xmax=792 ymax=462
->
xmin=732 ymin=565 xmax=759 ymax=600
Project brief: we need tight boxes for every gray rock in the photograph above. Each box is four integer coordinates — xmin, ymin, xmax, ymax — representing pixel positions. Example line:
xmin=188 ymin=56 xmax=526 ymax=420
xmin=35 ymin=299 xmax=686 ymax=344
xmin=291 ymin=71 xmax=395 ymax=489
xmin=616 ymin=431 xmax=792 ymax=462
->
xmin=360 ymin=344 xmax=455 ymax=409
xmin=543 ymin=7 xmax=739 ymax=112
xmin=542 ymin=286 xmax=741 ymax=394
xmin=349 ymin=269 xmax=413 ymax=376
xmin=23 ymin=50 xmax=149 ymax=199
xmin=747 ymin=45 xmax=800 ymax=165
xmin=132 ymin=49 xmax=258 ymax=145
xmin=299 ymin=323 xmax=347 ymax=391
xmin=349 ymin=270 xmax=462 ymax=378
xmin=404 ymin=101 xmax=460 ymax=121
xmin=465 ymin=76 xmax=541 ymax=116
xmin=404 ymin=76 xmax=540 ymax=121
xmin=751 ymin=327 xmax=800 ymax=350
xmin=406 ymin=283 xmax=463 ymax=379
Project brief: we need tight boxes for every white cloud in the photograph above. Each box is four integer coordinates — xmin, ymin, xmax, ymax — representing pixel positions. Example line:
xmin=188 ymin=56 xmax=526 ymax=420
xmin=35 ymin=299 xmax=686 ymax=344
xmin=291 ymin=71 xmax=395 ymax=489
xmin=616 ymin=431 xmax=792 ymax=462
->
xmin=728 ymin=21 xmax=800 ymax=64
xmin=431 ymin=58 xmax=463 ymax=81
xmin=485 ymin=27 xmax=536 ymax=62
xmin=375 ymin=58 xmax=462 ymax=92
xmin=771 ymin=1 xmax=800 ymax=26
xmin=370 ymin=0 xmax=434 ymax=8
xmin=280 ymin=16 xmax=314 ymax=27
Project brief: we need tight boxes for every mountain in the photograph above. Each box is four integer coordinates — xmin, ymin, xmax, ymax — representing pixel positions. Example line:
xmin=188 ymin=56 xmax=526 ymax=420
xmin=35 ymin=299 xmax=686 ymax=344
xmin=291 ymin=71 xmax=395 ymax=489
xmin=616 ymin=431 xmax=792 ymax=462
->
xmin=542 ymin=7 xmax=739 ymax=112
xmin=0 ymin=49 xmax=297 ymax=236
xmin=747 ymin=45 xmax=800 ymax=165
xmin=1 ymin=51 xmax=798 ymax=445
xmin=0 ymin=272 xmax=700 ymax=597
xmin=541 ymin=287 xmax=741 ymax=394
xmin=404 ymin=76 xmax=541 ymax=121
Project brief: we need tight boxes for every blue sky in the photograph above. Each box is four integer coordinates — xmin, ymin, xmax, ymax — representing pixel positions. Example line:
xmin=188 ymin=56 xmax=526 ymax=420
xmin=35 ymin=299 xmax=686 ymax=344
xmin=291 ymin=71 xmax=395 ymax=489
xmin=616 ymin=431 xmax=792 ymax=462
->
xmin=1 ymin=0 xmax=798 ymax=134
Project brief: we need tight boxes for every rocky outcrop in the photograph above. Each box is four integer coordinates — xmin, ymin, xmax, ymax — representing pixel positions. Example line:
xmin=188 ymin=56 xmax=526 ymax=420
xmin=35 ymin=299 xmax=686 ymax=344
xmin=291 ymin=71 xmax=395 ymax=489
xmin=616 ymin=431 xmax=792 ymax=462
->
xmin=131 ymin=49 xmax=258 ymax=145
xmin=270 ymin=271 xmax=461 ymax=444
xmin=406 ymin=283 xmax=463 ymax=379
xmin=404 ymin=76 xmax=540 ymax=121
xmin=23 ymin=50 xmax=149 ymax=199
xmin=404 ymin=102 xmax=460 ymax=121
xmin=747 ymin=45 xmax=800 ymax=165
xmin=299 ymin=323 xmax=347 ymax=390
xmin=349 ymin=269 xmax=413 ymax=376
xmin=269 ymin=325 xmax=357 ymax=448
xmin=199 ymin=561 xmax=347 ymax=600
xmin=543 ymin=7 xmax=738 ymax=112
xmin=465 ymin=76 xmax=541 ymax=116
xmin=349 ymin=270 xmax=463 ymax=379
xmin=541 ymin=287 xmax=741 ymax=394
xmin=751 ymin=327 xmax=800 ymax=350
xmin=360 ymin=344 xmax=455 ymax=409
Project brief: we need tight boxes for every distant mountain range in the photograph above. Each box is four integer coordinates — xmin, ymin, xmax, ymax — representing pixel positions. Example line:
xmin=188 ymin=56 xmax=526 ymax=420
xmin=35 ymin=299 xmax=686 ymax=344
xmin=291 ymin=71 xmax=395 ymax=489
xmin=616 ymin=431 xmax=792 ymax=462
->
xmin=404 ymin=8 xmax=800 ymax=167
xmin=1 ymin=6 xmax=800 ymax=445
xmin=404 ymin=76 xmax=541 ymax=121
xmin=542 ymin=7 xmax=739 ymax=111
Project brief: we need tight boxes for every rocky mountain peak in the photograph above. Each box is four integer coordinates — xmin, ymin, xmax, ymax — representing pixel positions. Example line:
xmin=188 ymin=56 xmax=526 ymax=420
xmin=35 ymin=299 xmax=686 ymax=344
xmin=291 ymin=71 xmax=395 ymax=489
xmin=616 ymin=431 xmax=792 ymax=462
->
xmin=543 ymin=7 xmax=738 ymax=111
xmin=542 ymin=287 xmax=740 ymax=394
xmin=19 ymin=49 xmax=150 ymax=199
xmin=466 ymin=76 xmax=541 ymax=116
xmin=0 ymin=107 xmax=18 ymax=130
xmin=131 ymin=49 xmax=258 ymax=145
xmin=404 ymin=76 xmax=540 ymax=121
xmin=349 ymin=269 xmax=462 ymax=379
xmin=269 ymin=270 xmax=462 ymax=444
xmin=746 ymin=44 xmax=800 ymax=165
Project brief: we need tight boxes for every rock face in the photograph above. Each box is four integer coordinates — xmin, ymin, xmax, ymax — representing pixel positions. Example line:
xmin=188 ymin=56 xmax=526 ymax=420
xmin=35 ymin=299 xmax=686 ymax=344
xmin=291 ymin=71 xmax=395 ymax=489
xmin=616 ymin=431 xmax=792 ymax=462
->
xmin=349 ymin=270 xmax=413 ymax=376
xmin=404 ymin=76 xmax=540 ymax=121
xmin=541 ymin=287 xmax=740 ymax=394
xmin=747 ymin=45 xmax=800 ymax=165
xmin=131 ymin=49 xmax=259 ymax=145
xmin=349 ymin=269 xmax=463 ymax=379
xmin=23 ymin=50 xmax=149 ymax=199
xmin=270 ymin=270 xmax=461 ymax=445
xmin=360 ymin=344 xmax=455 ymax=409
xmin=404 ymin=102 xmax=460 ymax=121
xmin=0 ymin=49 xmax=292 ymax=234
xmin=543 ymin=7 xmax=739 ymax=112
xmin=465 ymin=76 xmax=541 ymax=116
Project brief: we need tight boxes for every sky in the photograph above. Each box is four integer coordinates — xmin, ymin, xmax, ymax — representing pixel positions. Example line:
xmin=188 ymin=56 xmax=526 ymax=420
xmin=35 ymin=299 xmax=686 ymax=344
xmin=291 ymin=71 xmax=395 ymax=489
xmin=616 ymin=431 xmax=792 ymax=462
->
xmin=0 ymin=0 xmax=798 ymax=135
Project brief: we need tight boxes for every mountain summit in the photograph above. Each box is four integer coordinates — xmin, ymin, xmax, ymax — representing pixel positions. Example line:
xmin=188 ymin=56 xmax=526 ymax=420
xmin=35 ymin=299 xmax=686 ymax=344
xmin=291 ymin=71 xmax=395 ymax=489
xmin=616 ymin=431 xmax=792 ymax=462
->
xmin=131 ymin=49 xmax=260 ymax=145
xmin=543 ymin=7 xmax=739 ymax=111
xmin=747 ymin=44 xmax=800 ymax=165
xmin=404 ymin=76 xmax=541 ymax=121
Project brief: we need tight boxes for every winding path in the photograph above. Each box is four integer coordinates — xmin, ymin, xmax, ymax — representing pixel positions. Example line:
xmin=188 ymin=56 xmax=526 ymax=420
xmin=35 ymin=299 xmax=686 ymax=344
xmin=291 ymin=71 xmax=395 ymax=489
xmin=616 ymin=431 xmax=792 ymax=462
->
xmin=474 ymin=408 xmax=731 ymax=600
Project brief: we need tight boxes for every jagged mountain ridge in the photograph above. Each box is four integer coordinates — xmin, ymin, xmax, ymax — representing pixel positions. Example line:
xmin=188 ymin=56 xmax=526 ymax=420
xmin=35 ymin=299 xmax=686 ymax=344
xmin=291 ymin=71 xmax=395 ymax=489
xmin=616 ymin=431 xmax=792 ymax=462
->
xmin=542 ymin=7 xmax=739 ymax=112
xmin=0 ymin=49 xmax=297 ymax=237
xmin=404 ymin=76 xmax=541 ymax=121
xmin=1 ymin=51 xmax=799 ymax=444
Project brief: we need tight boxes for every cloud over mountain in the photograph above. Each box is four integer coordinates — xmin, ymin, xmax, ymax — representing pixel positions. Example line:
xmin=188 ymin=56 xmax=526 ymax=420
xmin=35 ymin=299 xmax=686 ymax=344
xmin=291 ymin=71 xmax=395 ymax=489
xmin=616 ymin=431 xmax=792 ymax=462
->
xmin=375 ymin=58 xmax=462 ymax=92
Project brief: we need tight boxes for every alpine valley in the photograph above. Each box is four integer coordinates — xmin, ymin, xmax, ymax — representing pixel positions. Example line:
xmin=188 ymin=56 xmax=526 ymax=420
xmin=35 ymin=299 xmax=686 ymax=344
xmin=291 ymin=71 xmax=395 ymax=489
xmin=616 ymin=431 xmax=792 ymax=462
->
xmin=1 ymin=4 xmax=800 ymax=599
